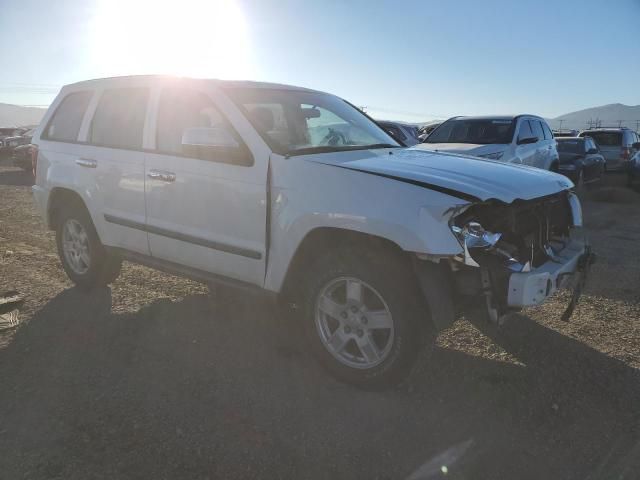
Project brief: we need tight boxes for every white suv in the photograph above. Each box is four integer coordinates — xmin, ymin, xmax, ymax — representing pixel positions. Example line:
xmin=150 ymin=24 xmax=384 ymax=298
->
xmin=418 ymin=115 xmax=559 ymax=170
xmin=32 ymin=76 xmax=591 ymax=389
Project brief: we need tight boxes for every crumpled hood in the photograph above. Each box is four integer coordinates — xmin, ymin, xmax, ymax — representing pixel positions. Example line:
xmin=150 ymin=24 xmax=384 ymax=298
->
xmin=305 ymin=147 xmax=573 ymax=203
xmin=415 ymin=142 xmax=508 ymax=157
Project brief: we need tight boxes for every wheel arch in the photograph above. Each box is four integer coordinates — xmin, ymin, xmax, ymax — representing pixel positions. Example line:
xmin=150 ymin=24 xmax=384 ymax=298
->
xmin=47 ymin=187 xmax=90 ymax=231
xmin=278 ymin=227 xmax=413 ymax=304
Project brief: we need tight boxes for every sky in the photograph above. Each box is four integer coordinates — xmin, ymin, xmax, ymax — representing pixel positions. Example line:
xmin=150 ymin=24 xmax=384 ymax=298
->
xmin=0 ymin=0 xmax=639 ymax=122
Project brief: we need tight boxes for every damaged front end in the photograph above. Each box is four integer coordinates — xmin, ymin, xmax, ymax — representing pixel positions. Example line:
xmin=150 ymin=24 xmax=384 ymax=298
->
xmin=448 ymin=191 xmax=594 ymax=323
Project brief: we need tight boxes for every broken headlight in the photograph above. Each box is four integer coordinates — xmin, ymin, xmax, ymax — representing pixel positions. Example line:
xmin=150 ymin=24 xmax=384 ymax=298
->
xmin=451 ymin=221 xmax=530 ymax=272
xmin=451 ymin=222 xmax=501 ymax=249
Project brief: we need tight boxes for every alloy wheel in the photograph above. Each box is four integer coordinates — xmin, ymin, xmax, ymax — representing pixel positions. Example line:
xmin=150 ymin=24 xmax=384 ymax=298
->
xmin=61 ymin=219 xmax=91 ymax=275
xmin=314 ymin=276 xmax=394 ymax=369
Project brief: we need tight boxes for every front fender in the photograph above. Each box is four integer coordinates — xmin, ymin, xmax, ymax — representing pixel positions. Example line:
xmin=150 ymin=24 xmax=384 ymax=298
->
xmin=264 ymin=157 xmax=466 ymax=292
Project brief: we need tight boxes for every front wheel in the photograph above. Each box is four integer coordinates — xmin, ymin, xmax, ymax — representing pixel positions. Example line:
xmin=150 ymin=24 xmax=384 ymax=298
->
xmin=299 ymin=248 xmax=431 ymax=390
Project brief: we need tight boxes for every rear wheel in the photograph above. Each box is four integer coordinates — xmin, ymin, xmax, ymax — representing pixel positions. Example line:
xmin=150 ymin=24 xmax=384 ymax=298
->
xmin=299 ymin=247 xmax=431 ymax=390
xmin=56 ymin=203 xmax=122 ymax=290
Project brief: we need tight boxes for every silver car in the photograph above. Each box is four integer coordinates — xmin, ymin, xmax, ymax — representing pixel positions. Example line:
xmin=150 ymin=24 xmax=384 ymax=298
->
xmin=416 ymin=115 xmax=559 ymax=171
xmin=578 ymin=128 xmax=640 ymax=171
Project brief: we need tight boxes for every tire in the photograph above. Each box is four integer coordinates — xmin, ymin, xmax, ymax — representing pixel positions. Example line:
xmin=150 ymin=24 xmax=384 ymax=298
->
xmin=55 ymin=202 xmax=122 ymax=290
xmin=299 ymin=247 xmax=432 ymax=390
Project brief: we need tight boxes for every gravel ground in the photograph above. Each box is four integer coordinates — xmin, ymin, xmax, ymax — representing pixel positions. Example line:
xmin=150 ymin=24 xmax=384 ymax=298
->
xmin=0 ymin=163 xmax=639 ymax=479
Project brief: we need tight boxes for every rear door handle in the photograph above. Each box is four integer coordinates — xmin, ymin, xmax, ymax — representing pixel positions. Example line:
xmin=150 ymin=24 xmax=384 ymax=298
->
xmin=76 ymin=158 xmax=97 ymax=168
xmin=147 ymin=170 xmax=176 ymax=182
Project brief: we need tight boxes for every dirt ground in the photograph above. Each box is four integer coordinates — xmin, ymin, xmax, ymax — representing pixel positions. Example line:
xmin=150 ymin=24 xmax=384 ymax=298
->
xmin=1 ymin=162 xmax=639 ymax=479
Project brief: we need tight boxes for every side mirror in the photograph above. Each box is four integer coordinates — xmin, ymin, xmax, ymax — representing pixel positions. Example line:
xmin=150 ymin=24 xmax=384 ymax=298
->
xmin=632 ymin=142 xmax=640 ymax=150
xmin=181 ymin=126 xmax=253 ymax=166
xmin=182 ymin=126 xmax=239 ymax=149
xmin=300 ymin=107 xmax=321 ymax=119
xmin=517 ymin=136 xmax=539 ymax=145
xmin=587 ymin=148 xmax=598 ymax=154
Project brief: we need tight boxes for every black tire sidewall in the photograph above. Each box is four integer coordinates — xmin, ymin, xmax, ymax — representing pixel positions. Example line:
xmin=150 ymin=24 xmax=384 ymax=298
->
xmin=300 ymin=248 xmax=429 ymax=389
xmin=55 ymin=205 xmax=110 ymax=290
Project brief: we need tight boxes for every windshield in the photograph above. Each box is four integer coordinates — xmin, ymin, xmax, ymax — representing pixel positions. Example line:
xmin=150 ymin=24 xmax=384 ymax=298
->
xmin=224 ymin=88 xmax=400 ymax=155
xmin=556 ymin=139 xmax=583 ymax=153
xmin=426 ymin=118 xmax=515 ymax=145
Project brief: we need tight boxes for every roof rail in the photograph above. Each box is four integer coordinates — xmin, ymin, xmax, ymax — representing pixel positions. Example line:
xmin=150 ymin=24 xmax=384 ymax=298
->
xmin=583 ymin=126 xmax=629 ymax=130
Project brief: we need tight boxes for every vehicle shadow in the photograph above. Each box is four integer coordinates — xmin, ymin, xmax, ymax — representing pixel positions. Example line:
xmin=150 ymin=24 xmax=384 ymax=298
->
xmin=0 ymin=167 xmax=34 ymax=186
xmin=0 ymin=287 xmax=638 ymax=479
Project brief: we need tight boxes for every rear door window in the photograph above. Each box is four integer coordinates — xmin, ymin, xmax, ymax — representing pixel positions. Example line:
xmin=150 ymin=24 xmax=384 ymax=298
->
xmin=541 ymin=122 xmax=553 ymax=140
xmin=43 ymin=91 xmax=92 ymax=142
xmin=517 ymin=120 xmax=533 ymax=142
xmin=530 ymin=120 xmax=544 ymax=141
xmin=89 ymin=88 xmax=149 ymax=149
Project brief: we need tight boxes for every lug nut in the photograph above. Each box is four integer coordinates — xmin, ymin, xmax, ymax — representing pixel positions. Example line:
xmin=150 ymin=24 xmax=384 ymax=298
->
xmin=344 ymin=326 xmax=351 ymax=334
xmin=341 ymin=311 xmax=348 ymax=319
xmin=350 ymin=306 xmax=358 ymax=313
xmin=357 ymin=329 xmax=364 ymax=337
xmin=361 ymin=316 xmax=368 ymax=324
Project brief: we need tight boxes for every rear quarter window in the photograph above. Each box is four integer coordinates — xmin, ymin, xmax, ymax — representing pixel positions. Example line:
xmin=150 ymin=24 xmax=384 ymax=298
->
xmin=42 ymin=91 xmax=93 ymax=142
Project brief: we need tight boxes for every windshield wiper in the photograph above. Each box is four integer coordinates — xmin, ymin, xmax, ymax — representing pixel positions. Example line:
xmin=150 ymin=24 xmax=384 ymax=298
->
xmin=287 ymin=143 xmax=399 ymax=157
xmin=361 ymin=143 xmax=400 ymax=149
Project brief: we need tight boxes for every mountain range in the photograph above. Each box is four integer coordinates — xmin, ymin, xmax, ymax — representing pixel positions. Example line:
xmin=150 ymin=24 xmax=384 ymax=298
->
xmin=550 ymin=103 xmax=640 ymax=131
xmin=0 ymin=103 xmax=46 ymax=127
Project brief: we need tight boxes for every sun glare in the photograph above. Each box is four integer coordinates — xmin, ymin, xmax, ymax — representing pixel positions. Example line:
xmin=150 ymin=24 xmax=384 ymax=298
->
xmin=89 ymin=0 xmax=255 ymax=79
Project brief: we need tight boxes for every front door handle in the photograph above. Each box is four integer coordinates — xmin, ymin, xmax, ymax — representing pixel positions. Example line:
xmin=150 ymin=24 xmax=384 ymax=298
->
xmin=147 ymin=170 xmax=176 ymax=182
xmin=76 ymin=158 xmax=97 ymax=168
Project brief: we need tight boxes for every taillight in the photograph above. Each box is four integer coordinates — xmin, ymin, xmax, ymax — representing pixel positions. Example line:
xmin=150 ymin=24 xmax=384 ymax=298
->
xmin=30 ymin=145 xmax=39 ymax=177
xmin=621 ymin=147 xmax=631 ymax=160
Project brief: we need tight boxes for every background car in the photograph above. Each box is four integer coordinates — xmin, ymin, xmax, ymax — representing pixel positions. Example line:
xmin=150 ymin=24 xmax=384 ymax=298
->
xmin=376 ymin=120 xmax=420 ymax=146
xmin=0 ymin=127 xmax=28 ymax=156
xmin=552 ymin=129 xmax=579 ymax=137
xmin=627 ymin=148 xmax=640 ymax=188
xmin=417 ymin=115 xmax=559 ymax=170
xmin=417 ymin=121 xmax=442 ymax=142
xmin=555 ymin=136 xmax=605 ymax=187
xmin=6 ymin=128 xmax=35 ymax=171
xmin=577 ymin=127 xmax=640 ymax=171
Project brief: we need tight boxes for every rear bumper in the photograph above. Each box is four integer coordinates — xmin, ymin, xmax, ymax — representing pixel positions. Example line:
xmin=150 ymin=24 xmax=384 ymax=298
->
xmin=506 ymin=238 xmax=590 ymax=307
